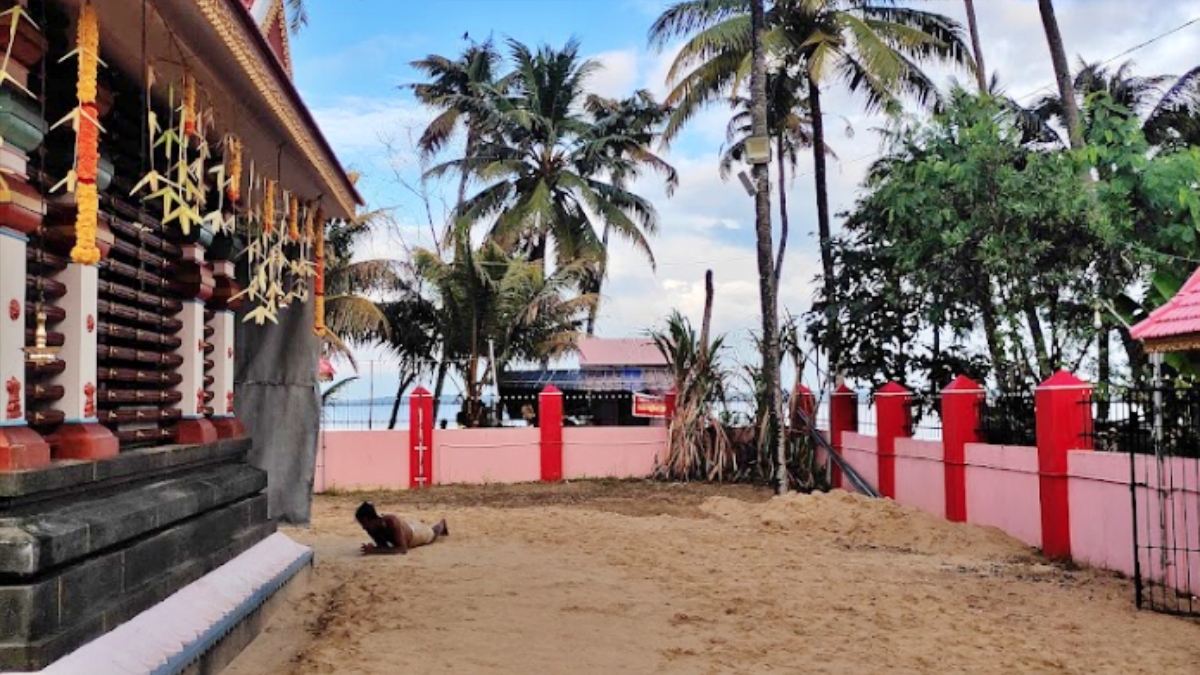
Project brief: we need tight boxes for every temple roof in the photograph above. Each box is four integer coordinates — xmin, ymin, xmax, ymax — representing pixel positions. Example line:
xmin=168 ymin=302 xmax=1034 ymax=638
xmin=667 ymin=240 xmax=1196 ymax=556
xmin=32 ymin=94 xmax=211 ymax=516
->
xmin=58 ymin=0 xmax=362 ymax=218
xmin=1130 ymin=267 xmax=1200 ymax=353
xmin=242 ymin=0 xmax=292 ymax=76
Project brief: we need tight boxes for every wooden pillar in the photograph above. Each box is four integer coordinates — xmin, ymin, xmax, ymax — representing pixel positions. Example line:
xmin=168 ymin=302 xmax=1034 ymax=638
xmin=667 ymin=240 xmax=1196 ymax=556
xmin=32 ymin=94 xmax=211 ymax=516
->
xmin=942 ymin=375 xmax=984 ymax=523
xmin=0 ymin=228 xmax=50 ymax=469
xmin=1035 ymin=371 xmax=1092 ymax=560
xmin=875 ymin=381 xmax=912 ymax=499
xmin=539 ymin=385 xmax=563 ymax=482
xmin=408 ymin=386 xmax=433 ymax=488
xmin=46 ymin=263 xmax=117 ymax=460
xmin=829 ymin=383 xmax=858 ymax=490
xmin=173 ymin=244 xmax=216 ymax=445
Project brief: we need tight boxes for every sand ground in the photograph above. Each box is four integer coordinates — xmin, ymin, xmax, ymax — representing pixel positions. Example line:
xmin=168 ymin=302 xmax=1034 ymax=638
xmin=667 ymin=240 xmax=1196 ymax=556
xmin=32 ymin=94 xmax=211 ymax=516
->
xmin=224 ymin=481 xmax=1200 ymax=675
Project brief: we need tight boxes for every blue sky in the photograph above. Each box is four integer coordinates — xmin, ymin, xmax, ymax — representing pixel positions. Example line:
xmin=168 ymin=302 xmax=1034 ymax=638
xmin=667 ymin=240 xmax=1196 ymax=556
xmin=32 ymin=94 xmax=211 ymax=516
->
xmin=289 ymin=0 xmax=1200 ymax=394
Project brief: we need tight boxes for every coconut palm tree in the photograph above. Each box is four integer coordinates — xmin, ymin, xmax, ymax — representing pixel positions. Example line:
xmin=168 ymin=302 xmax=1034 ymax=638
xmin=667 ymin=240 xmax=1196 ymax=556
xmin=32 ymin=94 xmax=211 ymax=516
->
xmin=718 ymin=64 xmax=827 ymax=292
xmin=285 ymin=0 xmax=307 ymax=33
xmin=579 ymin=89 xmax=678 ymax=334
xmin=412 ymin=224 xmax=597 ymax=427
xmin=1036 ymin=0 xmax=1083 ymax=149
xmin=648 ymin=0 xmax=972 ymax=375
xmin=963 ymin=0 xmax=987 ymax=91
xmin=429 ymin=39 xmax=664 ymax=276
xmin=407 ymin=40 xmax=508 ymax=221
xmin=1032 ymin=59 xmax=1200 ymax=149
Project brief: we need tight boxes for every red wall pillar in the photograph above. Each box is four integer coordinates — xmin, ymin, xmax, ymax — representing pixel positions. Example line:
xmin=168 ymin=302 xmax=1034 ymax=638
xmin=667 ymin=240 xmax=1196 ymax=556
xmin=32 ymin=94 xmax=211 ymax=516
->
xmin=875 ymin=382 xmax=912 ymax=499
xmin=1035 ymin=371 xmax=1092 ymax=559
xmin=539 ymin=385 xmax=563 ymax=481
xmin=408 ymin=387 xmax=434 ymax=488
xmin=828 ymin=384 xmax=858 ymax=489
xmin=942 ymin=375 xmax=984 ymax=523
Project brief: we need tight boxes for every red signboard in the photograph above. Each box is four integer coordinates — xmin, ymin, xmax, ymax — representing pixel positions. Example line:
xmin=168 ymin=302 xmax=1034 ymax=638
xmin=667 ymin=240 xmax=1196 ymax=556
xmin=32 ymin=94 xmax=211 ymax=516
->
xmin=632 ymin=392 xmax=667 ymax=418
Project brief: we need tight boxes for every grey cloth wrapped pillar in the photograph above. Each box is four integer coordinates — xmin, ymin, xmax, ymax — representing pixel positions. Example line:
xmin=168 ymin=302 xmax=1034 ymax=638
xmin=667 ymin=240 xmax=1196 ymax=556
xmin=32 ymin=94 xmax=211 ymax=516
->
xmin=234 ymin=295 xmax=320 ymax=525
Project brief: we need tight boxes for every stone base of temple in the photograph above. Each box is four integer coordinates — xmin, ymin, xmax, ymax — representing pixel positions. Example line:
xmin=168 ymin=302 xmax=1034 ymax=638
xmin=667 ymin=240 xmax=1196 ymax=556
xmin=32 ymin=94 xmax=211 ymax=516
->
xmin=0 ymin=426 xmax=51 ymax=471
xmin=177 ymin=417 xmax=219 ymax=445
xmin=44 ymin=423 xmax=119 ymax=462
xmin=211 ymin=416 xmax=247 ymax=440
xmin=0 ymin=534 xmax=310 ymax=675
xmin=0 ymin=438 xmax=275 ymax=671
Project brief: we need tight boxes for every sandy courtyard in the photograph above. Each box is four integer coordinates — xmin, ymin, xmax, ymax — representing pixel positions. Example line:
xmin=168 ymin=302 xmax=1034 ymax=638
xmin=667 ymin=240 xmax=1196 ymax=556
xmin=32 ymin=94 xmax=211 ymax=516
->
xmin=225 ymin=481 xmax=1200 ymax=675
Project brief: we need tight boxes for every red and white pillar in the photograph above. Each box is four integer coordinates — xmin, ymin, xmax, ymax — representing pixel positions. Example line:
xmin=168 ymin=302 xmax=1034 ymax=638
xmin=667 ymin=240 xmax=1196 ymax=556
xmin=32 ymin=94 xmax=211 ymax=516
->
xmin=174 ymin=244 xmax=216 ymax=445
xmin=0 ymin=228 xmax=50 ymax=469
xmin=408 ymin=387 xmax=434 ymax=488
xmin=48 ymin=262 xmax=117 ymax=460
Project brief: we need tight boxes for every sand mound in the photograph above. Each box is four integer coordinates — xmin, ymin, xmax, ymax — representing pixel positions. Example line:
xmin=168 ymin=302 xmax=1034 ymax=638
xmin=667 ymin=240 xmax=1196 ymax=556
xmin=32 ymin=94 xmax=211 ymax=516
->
xmin=701 ymin=490 xmax=1029 ymax=560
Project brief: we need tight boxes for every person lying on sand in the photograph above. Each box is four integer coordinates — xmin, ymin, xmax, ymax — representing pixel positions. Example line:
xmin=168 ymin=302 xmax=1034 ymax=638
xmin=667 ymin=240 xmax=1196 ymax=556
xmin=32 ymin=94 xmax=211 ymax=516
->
xmin=355 ymin=502 xmax=449 ymax=555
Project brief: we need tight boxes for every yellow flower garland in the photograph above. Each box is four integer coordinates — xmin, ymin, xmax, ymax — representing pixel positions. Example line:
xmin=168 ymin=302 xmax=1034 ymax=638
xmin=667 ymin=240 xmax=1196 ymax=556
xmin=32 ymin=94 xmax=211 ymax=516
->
xmin=70 ymin=1 xmax=101 ymax=266
xmin=227 ymin=137 xmax=242 ymax=203
xmin=313 ymin=207 xmax=326 ymax=337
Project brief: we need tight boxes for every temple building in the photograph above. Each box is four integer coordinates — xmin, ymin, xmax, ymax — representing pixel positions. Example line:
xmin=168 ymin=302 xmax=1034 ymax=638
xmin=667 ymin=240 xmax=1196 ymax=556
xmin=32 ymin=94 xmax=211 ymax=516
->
xmin=0 ymin=0 xmax=358 ymax=670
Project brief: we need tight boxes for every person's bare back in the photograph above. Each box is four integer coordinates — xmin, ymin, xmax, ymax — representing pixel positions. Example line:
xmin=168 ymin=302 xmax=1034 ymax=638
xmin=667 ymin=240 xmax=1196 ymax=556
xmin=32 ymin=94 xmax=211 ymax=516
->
xmin=355 ymin=502 xmax=448 ymax=555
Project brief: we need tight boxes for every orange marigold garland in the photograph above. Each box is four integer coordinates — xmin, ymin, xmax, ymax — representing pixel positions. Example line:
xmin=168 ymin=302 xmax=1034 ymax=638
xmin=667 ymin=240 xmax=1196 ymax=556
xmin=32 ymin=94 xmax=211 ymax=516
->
xmin=287 ymin=193 xmax=299 ymax=241
xmin=313 ymin=206 xmax=327 ymax=337
xmin=303 ymin=200 xmax=315 ymax=243
xmin=183 ymin=72 xmax=196 ymax=137
xmin=70 ymin=1 xmax=101 ymax=266
xmin=262 ymin=178 xmax=276 ymax=236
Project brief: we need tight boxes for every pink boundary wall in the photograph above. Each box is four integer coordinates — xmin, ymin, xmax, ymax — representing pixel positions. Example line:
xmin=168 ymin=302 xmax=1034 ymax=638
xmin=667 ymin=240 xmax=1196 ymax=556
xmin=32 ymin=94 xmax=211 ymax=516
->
xmin=315 ymin=426 xmax=665 ymax=491
xmin=843 ymin=422 xmax=1200 ymax=596
xmin=563 ymin=426 xmax=666 ymax=479
xmin=315 ymin=431 xmax=409 ymax=492
xmin=964 ymin=443 xmax=1042 ymax=548
xmin=895 ymin=439 xmax=945 ymax=520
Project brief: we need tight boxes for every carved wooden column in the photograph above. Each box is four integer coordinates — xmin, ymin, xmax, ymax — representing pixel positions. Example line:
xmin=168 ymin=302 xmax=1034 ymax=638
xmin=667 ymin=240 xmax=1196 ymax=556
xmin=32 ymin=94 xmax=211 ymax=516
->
xmin=172 ymin=242 xmax=217 ymax=444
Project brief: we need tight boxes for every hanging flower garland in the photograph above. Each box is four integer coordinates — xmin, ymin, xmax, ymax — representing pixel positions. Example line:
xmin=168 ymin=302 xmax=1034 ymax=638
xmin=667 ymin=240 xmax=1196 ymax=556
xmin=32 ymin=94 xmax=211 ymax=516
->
xmin=68 ymin=0 xmax=101 ymax=265
xmin=182 ymin=72 xmax=196 ymax=137
xmin=313 ymin=206 xmax=327 ymax=337
xmin=226 ymin=135 xmax=242 ymax=203
xmin=262 ymin=178 xmax=276 ymax=236
xmin=287 ymin=193 xmax=299 ymax=242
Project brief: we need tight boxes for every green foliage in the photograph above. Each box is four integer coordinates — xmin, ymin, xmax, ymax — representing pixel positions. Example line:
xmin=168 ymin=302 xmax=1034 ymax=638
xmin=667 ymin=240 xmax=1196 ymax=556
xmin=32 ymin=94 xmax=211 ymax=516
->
xmin=812 ymin=88 xmax=1139 ymax=389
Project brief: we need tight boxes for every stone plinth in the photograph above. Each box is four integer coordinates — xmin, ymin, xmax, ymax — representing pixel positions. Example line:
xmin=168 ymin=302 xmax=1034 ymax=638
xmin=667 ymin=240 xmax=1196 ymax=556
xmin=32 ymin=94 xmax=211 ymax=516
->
xmin=0 ymin=437 xmax=274 ymax=670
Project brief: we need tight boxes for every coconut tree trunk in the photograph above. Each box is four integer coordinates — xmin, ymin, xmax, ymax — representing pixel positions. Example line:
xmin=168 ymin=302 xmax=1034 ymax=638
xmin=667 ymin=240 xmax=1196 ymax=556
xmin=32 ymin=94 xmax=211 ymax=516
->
xmin=749 ymin=0 xmax=784 ymax=495
xmin=808 ymin=77 xmax=838 ymax=376
xmin=387 ymin=373 xmax=417 ymax=429
xmin=586 ymin=224 xmax=610 ymax=336
xmin=1037 ymin=0 xmax=1084 ymax=149
xmin=964 ymin=0 xmax=988 ymax=91
xmin=700 ymin=270 xmax=714 ymax=365
xmin=431 ymin=358 xmax=450 ymax=421
xmin=773 ymin=130 xmax=788 ymax=293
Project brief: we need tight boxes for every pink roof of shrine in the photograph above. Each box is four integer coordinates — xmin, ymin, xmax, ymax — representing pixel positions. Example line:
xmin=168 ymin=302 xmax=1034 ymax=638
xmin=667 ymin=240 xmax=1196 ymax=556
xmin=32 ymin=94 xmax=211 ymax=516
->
xmin=577 ymin=338 xmax=668 ymax=368
xmin=1130 ymin=267 xmax=1200 ymax=352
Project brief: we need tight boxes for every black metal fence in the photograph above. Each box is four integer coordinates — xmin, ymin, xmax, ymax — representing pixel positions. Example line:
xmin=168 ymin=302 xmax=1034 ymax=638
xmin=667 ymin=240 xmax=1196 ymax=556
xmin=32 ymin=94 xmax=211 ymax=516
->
xmin=905 ymin=393 xmax=943 ymax=439
xmin=978 ymin=390 xmax=1037 ymax=447
xmin=1085 ymin=385 xmax=1200 ymax=617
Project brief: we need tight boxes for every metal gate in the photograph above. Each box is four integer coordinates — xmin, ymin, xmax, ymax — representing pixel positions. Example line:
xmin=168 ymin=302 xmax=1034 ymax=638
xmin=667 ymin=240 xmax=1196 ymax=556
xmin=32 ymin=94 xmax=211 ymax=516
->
xmin=1092 ymin=381 xmax=1200 ymax=616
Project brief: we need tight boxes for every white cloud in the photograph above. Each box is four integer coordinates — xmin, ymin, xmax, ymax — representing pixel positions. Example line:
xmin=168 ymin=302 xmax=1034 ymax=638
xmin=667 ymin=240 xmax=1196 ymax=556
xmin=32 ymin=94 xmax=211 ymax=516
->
xmin=588 ymin=50 xmax=642 ymax=98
